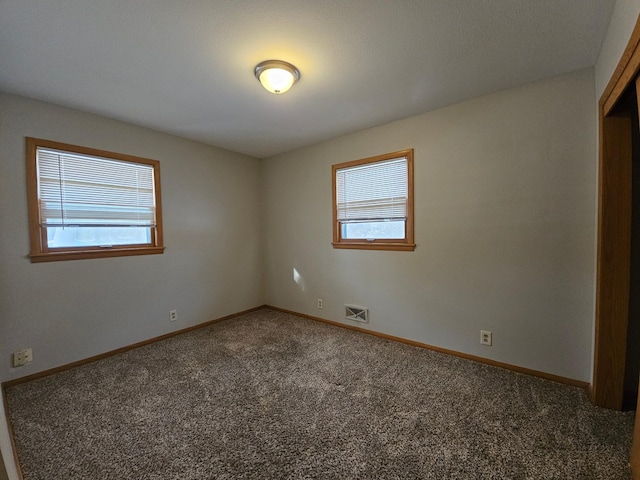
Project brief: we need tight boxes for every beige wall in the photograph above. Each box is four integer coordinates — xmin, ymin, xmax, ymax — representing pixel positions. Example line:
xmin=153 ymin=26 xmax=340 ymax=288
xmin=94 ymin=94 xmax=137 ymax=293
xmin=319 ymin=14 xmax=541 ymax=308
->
xmin=263 ymin=68 xmax=597 ymax=383
xmin=0 ymin=93 xmax=264 ymax=479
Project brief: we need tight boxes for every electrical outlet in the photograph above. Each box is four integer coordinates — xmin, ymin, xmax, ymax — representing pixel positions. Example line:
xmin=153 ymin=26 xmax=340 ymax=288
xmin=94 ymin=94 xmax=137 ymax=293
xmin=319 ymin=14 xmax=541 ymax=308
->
xmin=480 ymin=330 xmax=492 ymax=346
xmin=13 ymin=348 xmax=33 ymax=367
xmin=170 ymin=310 xmax=178 ymax=322
xmin=317 ymin=298 xmax=323 ymax=309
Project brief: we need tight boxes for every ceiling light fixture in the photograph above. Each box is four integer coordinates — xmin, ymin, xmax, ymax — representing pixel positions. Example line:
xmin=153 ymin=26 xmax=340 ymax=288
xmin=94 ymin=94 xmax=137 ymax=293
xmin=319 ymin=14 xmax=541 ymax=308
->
xmin=254 ymin=60 xmax=300 ymax=95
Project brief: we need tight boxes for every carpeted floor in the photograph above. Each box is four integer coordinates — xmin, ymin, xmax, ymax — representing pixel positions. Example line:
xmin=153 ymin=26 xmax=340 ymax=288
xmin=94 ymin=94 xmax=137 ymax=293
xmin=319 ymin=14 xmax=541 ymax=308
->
xmin=5 ymin=308 xmax=635 ymax=479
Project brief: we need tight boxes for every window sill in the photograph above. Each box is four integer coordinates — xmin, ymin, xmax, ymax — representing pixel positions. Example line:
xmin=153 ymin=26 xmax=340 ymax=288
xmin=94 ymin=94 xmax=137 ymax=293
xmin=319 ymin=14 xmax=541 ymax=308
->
xmin=332 ymin=242 xmax=415 ymax=252
xmin=29 ymin=246 xmax=165 ymax=263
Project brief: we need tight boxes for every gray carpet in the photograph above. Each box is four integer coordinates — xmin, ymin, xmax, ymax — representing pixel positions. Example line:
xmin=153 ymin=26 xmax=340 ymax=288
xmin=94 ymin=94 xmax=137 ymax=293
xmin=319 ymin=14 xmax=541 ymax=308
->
xmin=5 ymin=308 xmax=635 ymax=479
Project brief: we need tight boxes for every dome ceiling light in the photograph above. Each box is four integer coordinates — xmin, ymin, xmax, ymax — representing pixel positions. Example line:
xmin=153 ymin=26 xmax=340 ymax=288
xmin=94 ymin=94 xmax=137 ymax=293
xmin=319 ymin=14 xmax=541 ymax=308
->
xmin=254 ymin=60 xmax=300 ymax=95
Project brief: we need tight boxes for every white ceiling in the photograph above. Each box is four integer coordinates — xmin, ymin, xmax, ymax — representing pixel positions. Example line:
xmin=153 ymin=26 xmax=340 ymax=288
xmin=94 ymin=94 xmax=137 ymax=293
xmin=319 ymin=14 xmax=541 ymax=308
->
xmin=0 ymin=1 xmax=615 ymax=159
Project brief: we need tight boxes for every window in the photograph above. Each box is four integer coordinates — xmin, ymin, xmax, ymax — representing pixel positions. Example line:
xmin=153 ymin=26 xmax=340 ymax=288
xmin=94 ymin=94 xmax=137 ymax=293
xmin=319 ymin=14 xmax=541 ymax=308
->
xmin=332 ymin=149 xmax=415 ymax=251
xmin=26 ymin=138 xmax=165 ymax=262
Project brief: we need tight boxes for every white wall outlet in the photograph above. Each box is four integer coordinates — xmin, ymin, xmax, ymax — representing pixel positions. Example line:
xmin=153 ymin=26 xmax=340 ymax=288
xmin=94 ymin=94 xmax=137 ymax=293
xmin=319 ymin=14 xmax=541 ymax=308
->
xmin=480 ymin=330 xmax=492 ymax=346
xmin=170 ymin=309 xmax=178 ymax=322
xmin=317 ymin=298 xmax=323 ymax=309
xmin=13 ymin=348 xmax=33 ymax=367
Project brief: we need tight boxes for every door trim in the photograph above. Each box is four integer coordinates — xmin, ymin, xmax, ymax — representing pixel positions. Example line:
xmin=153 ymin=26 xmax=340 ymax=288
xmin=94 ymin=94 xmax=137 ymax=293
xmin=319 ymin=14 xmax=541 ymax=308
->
xmin=592 ymin=15 xmax=640 ymax=409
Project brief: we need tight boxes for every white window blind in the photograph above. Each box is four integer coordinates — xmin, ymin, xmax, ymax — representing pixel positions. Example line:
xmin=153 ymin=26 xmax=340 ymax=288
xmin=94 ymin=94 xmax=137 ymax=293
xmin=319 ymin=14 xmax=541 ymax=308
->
xmin=36 ymin=147 xmax=156 ymax=227
xmin=336 ymin=157 xmax=408 ymax=222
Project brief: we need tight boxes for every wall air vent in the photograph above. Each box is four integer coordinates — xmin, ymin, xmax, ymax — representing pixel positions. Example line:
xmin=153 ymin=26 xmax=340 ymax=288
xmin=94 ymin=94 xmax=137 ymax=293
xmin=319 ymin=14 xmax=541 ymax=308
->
xmin=345 ymin=305 xmax=369 ymax=323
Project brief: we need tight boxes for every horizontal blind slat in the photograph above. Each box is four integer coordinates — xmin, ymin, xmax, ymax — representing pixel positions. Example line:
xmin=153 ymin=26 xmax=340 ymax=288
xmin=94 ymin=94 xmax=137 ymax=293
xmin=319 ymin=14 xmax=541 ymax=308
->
xmin=37 ymin=147 xmax=157 ymax=226
xmin=336 ymin=157 xmax=408 ymax=221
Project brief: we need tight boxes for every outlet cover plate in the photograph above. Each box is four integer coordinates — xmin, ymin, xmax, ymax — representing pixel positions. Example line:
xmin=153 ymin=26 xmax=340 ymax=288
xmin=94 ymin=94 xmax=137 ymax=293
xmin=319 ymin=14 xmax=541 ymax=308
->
xmin=480 ymin=330 xmax=492 ymax=346
xmin=13 ymin=348 xmax=33 ymax=367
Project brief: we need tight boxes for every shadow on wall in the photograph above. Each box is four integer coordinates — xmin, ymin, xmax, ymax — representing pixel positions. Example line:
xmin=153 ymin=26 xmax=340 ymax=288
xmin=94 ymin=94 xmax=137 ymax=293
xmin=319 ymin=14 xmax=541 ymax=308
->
xmin=0 ymin=452 xmax=8 ymax=480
